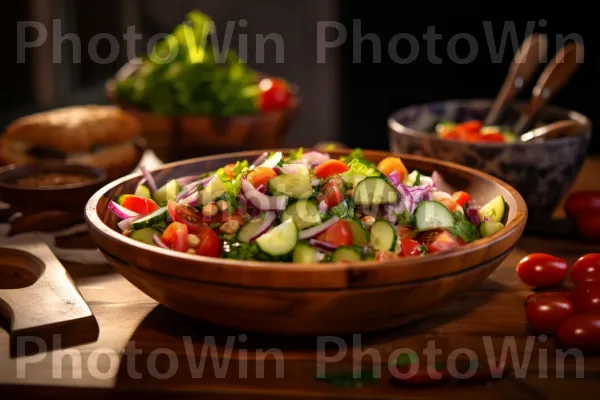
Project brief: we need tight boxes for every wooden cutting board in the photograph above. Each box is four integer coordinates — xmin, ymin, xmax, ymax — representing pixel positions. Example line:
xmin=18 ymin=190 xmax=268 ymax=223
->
xmin=0 ymin=239 xmax=98 ymax=356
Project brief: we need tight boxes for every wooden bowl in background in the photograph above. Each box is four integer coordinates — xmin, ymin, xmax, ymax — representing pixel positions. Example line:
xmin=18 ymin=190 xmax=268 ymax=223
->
xmin=85 ymin=149 xmax=527 ymax=335
xmin=105 ymin=60 xmax=300 ymax=163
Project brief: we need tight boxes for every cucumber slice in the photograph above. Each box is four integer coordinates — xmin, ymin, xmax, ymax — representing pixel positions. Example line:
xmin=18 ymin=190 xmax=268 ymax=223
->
xmin=282 ymin=200 xmax=322 ymax=230
xmin=131 ymin=207 xmax=168 ymax=230
xmin=479 ymin=221 xmax=505 ymax=237
xmin=198 ymin=176 xmax=227 ymax=206
xmin=413 ymin=201 xmax=455 ymax=232
xmin=292 ymin=242 xmax=320 ymax=263
xmin=260 ymin=152 xmax=283 ymax=168
xmin=331 ymin=246 xmax=362 ymax=262
xmin=344 ymin=218 xmax=369 ymax=246
xmin=369 ymin=219 xmax=398 ymax=252
xmin=353 ymin=177 xmax=398 ymax=206
xmin=134 ymin=185 xmax=152 ymax=199
xmin=404 ymin=170 xmax=421 ymax=186
xmin=153 ymin=179 xmax=181 ymax=205
xmin=130 ymin=227 xmax=161 ymax=245
xmin=255 ymin=218 xmax=298 ymax=256
xmin=477 ymin=195 xmax=506 ymax=223
xmin=236 ymin=218 xmax=265 ymax=243
xmin=267 ymin=174 xmax=313 ymax=199
xmin=328 ymin=199 xmax=354 ymax=219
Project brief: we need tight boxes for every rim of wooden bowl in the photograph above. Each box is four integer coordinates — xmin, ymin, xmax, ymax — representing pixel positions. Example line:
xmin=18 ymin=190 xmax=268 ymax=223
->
xmin=85 ymin=149 xmax=528 ymax=290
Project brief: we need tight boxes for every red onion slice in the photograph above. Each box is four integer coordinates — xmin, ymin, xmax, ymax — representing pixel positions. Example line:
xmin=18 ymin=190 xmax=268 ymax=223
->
xmin=140 ymin=165 xmax=158 ymax=193
xmin=302 ymin=151 xmax=330 ymax=166
xmin=281 ymin=163 xmax=308 ymax=175
xmin=249 ymin=211 xmax=276 ymax=242
xmin=176 ymin=180 xmax=202 ymax=202
xmin=467 ymin=207 xmax=481 ymax=226
xmin=118 ymin=215 xmax=141 ymax=231
xmin=181 ymin=191 xmax=199 ymax=207
xmin=176 ymin=176 xmax=200 ymax=187
xmin=318 ymin=200 xmax=328 ymax=214
xmin=241 ymin=179 xmax=288 ymax=211
xmin=311 ymin=178 xmax=321 ymax=187
xmin=109 ymin=201 xmax=140 ymax=219
xmin=309 ymin=238 xmax=337 ymax=252
xmin=388 ymin=170 xmax=400 ymax=186
xmin=431 ymin=170 xmax=456 ymax=193
xmin=153 ymin=234 xmax=170 ymax=249
xmin=298 ymin=216 xmax=339 ymax=240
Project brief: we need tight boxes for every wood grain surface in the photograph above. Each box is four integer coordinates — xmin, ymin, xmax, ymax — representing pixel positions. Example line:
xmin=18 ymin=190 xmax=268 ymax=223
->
xmin=0 ymin=157 xmax=598 ymax=398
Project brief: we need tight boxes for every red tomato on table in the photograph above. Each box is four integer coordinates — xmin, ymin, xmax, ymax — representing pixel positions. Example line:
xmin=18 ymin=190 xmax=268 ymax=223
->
xmin=570 ymin=253 xmax=600 ymax=285
xmin=516 ymin=253 xmax=568 ymax=288
xmin=571 ymin=281 xmax=600 ymax=315
xmin=557 ymin=315 xmax=600 ymax=352
xmin=120 ymin=195 xmax=159 ymax=214
xmin=316 ymin=220 xmax=353 ymax=247
xmin=525 ymin=291 xmax=572 ymax=306
xmin=564 ymin=191 xmax=600 ymax=219
xmin=576 ymin=214 xmax=600 ymax=241
xmin=526 ymin=297 xmax=574 ymax=334
xmin=161 ymin=222 xmax=188 ymax=252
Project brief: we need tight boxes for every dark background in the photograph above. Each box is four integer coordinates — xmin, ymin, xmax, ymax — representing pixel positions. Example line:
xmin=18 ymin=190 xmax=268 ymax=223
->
xmin=2 ymin=2 xmax=599 ymax=155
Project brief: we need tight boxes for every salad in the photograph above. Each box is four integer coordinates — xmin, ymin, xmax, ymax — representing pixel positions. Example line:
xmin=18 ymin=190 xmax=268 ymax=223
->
xmin=436 ymin=120 xmax=516 ymax=143
xmin=115 ymin=10 xmax=293 ymax=116
xmin=108 ymin=149 xmax=508 ymax=263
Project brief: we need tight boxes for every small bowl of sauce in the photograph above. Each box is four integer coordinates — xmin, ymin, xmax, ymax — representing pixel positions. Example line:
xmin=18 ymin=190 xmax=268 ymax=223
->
xmin=0 ymin=163 xmax=107 ymax=214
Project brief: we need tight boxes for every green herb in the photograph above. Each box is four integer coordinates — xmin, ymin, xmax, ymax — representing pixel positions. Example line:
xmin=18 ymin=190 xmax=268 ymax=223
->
xmin=152 ymin=221 xmax=167 ymax=233
xmin=115 ymin=10 xmax=261 ymax=117
xmin=209 ymin=222 xmax=221 ymax=229
xmin=448 ymin=219 xmax=481 ymax=243
xmin=453 ymin=210 xmax=466 ymax=222
xmin=222 ymin=240 xmax=291 ymax=262
xmin=317 ymin=368 xmax=379 ymax=388
xmin=394 ymin=210 xmax=413 ymax=226
xmin=418 ymin=244 xmax=428 ymax=254
xmin=339 ymin=148 xmax=375 ymax=168
xmin=287 ymin=147 xmax=304 ymax=161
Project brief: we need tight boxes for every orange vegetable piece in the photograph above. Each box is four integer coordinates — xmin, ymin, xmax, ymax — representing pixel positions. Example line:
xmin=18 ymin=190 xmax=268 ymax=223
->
xmin=376 ymin=156 xmax=408 ymax=181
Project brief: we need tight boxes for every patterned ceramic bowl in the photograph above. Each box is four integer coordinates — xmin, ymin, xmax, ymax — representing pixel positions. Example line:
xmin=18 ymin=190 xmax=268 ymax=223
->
xmin=388 ymin=99 xmax=591 ymax=220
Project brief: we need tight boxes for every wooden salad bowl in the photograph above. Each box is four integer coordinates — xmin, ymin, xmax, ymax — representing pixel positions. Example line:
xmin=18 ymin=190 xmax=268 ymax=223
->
xmin=105 ymin=59 xmax=299 ymax=162
xmin=85 ymin=149 xmax=528 ymax=335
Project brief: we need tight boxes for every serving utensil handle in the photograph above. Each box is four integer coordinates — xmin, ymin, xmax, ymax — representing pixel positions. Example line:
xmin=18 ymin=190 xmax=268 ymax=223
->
xmin=484 ymin=34 xmax=547 ymax=126
xmin=514 ymin=41 xmax=585 ymax=135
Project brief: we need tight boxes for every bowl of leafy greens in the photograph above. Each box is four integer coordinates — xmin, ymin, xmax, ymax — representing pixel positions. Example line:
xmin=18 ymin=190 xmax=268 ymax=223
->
xmin=105 ymin=10 xmax=299 ymax=162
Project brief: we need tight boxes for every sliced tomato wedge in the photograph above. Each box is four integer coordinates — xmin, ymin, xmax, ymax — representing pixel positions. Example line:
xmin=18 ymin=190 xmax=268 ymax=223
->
xmin=167 ymin=200 xmax=206 ymax=233
xmin=161 ymin=222 xmax=188 ymax=252
xmin=120 ymin=195 xmax=160 ymax=214
xmin=316 ymin=220 xmax=353 ymax=247
xmin=192 ymin=225 xmax=222 ymax=258
xmin=401 ymin=239 xmax=425 ymax=256
xmin=452 ymin=191 xmax=471 ymax=207
xmin=317 ymin=177 xmax=345 ymax=208
xmin=420 ymin=229 xmax=459 ymax=253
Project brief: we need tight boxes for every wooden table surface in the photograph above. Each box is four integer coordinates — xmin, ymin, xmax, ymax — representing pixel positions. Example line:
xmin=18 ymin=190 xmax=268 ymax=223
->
xmin=1 ymin=158 xmax=599 ymax=399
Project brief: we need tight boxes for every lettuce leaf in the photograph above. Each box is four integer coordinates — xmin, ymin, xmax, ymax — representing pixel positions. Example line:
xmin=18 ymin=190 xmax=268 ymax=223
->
xmin=340 ymin=158 xmax=381 ymax=187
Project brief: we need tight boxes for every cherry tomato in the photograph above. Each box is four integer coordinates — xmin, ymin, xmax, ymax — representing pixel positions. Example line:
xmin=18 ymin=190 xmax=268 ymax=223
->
xmin=376 ymin=157 xmax=408 ymax=182
xmin=317 ymin=177 xmax=345 ymax=208
xmin=571 ymin=254 xmax=600 ymax=285
xmin=564 ymin=191 xmax=600 ymax=219
xmin=516 ymin=253 xmax=568 ymax=288
xmin=396 ymin=226 xmax=415 ymax=240
xmin=119 ymin=195 xmax=160 ymax=214
xmin=439 ymin=130 xmax=461 ymax=140
xmin=478 ymin=133 xmax=506 ymax=142
xmin=192 ymin=225 xmax=222 ymax=258
xmin=314 ymin=160 xmax=350 ymax=179
xmin=525 ymin=291 xmax=572 ymax=306
xmin=161 ymin=222 xmax=188 ymax=252
xmin=456 ymin=120 xmax=483 ymax=132
xmin=452 ymin=191 xmax=471 ymax=207
xmin=571 ymin=281 xmax=600 ymax=315
xmin=223 ymin=163 xmax=236 ymax=180
xmin=576 ymin=214 xmax=600 ymax=241
xmin=316 ymin=220 xmax=353 ymax=247
xmin=526 ymin=296 xmax=574 ymax=334
xmin=167 ymin=200 xmax=206 ymax=233
xmin=248 ymin=167 xmax=277 ymax=189
xmin=390 ymin=365 xmax=448 ymax=387
xmin=557 ymin=315 xmax=600 ymax=352
xmin=259 ymin=78 xmax=291 ymax=112
xmin=420 ymin=229 xmax=459 ymax=253
xmin=401 ymin=239 xmax=424 ymax=256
